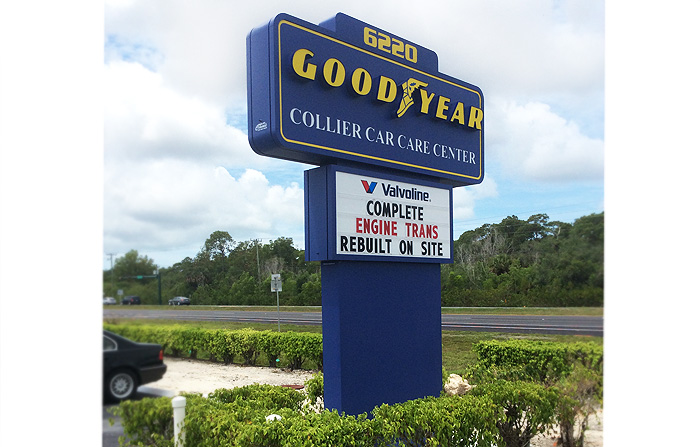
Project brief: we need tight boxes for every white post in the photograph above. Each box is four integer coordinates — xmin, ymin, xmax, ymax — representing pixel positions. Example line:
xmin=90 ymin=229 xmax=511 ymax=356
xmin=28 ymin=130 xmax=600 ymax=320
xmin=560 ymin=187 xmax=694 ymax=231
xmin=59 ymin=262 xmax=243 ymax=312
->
xmin=172 ymin=396 xmax=186 ymax=447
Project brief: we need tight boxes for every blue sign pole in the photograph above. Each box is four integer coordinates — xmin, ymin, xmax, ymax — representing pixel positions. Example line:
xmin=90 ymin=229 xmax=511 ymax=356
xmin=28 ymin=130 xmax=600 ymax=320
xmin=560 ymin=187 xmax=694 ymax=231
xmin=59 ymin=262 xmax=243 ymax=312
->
xmin=321 ymin=260 xmax=442 ymax=415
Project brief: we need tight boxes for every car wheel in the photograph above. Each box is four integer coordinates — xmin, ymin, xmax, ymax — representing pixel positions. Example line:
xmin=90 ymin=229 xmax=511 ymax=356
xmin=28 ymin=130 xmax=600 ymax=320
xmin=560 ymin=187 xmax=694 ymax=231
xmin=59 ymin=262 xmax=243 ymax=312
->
xmin=106 ymin=369 xmax=138 ymax=402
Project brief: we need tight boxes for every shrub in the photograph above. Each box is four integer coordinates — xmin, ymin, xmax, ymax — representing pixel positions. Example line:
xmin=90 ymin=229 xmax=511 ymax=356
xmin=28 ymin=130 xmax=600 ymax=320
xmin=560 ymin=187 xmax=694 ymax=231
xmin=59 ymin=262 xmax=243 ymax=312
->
xmin=472 ymin=339 xmax=603 ymax=383
xmin=471 ymin=380 xmax=559 ymax=447
xmin=207 ymin=384 xmax=306 ymax=412
xmin=554 ymin=364 xmax=603 ymax=447
xmin=104 ymin=324 xmax=324 ymax=371
xmin=231 ymin=329 xmax=263 ymax=365
xmin=468 ymin=339 xmax=603 ymax=447
xmin=304 ymin=372 xmax=324 ymax=404
xmin=205 ymin=329 xmax=236 ymax=364
xmin=279 ymin=331 xmax=323 ymax=370
xmin=372 ymin=395 xmax=499 ymax=447
xmin=258 ymin=331 xmax=283 ymax=367
xmin=109 ymin=395 xmax=175 ymax=447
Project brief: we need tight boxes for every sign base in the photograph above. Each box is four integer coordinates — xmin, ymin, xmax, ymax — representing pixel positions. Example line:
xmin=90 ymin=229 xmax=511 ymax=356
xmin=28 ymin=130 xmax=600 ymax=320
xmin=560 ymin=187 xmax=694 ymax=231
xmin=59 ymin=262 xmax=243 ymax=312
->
xmin=321 ymin=260 xmax=442 ymax=415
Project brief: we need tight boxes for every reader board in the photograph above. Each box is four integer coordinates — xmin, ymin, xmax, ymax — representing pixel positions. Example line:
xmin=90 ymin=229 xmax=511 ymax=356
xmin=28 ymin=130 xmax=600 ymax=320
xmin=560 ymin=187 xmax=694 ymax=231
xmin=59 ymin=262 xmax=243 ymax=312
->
xmin=247 ymin=12 xmax=484 ymax=187
xmin=305 ymin=165 xmax=453 ymax=263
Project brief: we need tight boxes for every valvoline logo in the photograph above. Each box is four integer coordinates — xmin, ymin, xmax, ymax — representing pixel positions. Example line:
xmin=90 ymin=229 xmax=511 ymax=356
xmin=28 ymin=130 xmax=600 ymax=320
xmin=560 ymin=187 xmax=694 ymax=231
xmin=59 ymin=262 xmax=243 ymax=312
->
xmin=361 ymin=180 xmax=377 ymax=194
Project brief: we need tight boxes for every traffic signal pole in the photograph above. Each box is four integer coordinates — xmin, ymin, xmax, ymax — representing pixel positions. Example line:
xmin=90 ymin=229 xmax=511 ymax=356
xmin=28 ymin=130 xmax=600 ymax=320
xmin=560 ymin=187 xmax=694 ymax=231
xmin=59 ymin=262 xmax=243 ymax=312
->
xmin=120 ymin=273 xmax=162 ymax=305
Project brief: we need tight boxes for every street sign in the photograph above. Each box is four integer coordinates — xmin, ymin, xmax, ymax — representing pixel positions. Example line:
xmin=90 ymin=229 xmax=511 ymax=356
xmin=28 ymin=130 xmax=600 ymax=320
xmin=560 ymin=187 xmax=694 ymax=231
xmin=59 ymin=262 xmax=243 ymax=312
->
xmin=270 ymin=274 xmax=282 ymax=292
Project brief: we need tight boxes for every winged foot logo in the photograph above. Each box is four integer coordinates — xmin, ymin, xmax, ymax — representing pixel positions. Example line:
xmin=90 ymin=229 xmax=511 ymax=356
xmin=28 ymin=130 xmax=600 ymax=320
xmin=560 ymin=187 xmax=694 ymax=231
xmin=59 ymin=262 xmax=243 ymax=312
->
xmin=397 ymin=78 xmax=428 ymax=118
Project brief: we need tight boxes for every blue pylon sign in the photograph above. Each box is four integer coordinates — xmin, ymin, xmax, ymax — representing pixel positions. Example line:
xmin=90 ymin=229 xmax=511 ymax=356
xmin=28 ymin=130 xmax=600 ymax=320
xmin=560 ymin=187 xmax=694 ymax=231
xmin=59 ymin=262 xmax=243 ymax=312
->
xmin=247 ymin=12 xmax=484 ymax=416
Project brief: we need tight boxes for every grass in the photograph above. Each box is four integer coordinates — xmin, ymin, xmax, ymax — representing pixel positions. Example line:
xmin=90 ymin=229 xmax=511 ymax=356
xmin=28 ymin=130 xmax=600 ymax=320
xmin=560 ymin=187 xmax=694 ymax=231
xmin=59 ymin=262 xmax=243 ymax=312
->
xmin=110 ymin=305 xmax=604 ymax=317
xmin=440 ymin=307 xmax=603 ymax=316
xmin=104 ymin=314 xmax=603 ymax=375
xmin=441 ymin=330 xmax=603 ymax=374
xmin=103 ymin=317 xmax=322 ymax=334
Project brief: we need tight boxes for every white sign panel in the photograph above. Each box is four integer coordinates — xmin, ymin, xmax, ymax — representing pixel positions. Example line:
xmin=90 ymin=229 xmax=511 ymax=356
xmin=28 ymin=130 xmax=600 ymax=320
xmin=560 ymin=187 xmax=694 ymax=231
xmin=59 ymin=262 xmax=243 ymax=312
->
xmin=271 ymin=274 xmax=282 ymax=292
xmin=335 ymin=171 xmax=451 ymax=260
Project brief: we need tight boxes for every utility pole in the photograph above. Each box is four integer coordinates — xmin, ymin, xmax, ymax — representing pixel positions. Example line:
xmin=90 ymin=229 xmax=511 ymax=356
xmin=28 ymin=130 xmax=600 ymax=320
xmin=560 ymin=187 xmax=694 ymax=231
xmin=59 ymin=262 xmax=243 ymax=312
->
xmin=255 ymin=239 xmax=261 ymax=281
xmin=106 ymin=253 xmax=116 ymax=291
xmin=154 ymin=269 xmax=161 ymax=306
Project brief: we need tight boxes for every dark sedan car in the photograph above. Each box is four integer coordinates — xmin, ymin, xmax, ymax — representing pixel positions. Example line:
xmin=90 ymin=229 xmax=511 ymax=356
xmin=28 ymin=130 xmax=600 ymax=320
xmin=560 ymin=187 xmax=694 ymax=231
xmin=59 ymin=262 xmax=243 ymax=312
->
xmin=168 ymin=296 xmax=191 ymax=306
xmin=103 ymin=330 xmax=167 ymax=402
xmin=121 ymin=295 xmax=141 ymax=305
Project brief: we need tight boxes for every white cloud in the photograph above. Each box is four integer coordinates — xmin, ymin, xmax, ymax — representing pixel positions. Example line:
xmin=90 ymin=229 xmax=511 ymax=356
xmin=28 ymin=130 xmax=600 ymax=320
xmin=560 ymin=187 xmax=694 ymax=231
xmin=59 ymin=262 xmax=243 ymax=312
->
xmin=488 ymin=100 xmax=604 ymax=182
xmin=104 ymin=61 xmax=255 ymax=165
xmin=104 ymin=60 xmax=305 ymax=267
xmin=452 ymin=175 xmax=499 ymax=221
xmin=104 ymin=161 xmax=304 ymax=266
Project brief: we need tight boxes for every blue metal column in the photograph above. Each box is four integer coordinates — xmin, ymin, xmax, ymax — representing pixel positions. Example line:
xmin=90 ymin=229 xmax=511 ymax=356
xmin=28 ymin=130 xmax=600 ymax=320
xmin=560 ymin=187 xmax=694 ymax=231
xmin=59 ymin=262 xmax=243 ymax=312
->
xmin=321 ymin=260 xmax=442 ymax=416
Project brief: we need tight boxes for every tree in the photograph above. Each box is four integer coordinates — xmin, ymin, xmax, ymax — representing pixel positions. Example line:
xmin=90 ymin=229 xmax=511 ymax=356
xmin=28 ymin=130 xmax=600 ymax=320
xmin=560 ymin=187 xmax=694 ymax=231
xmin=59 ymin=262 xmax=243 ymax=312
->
xmin=201 ymin=230 xmax=235 ymax=261
xmin=113 ymin=250 xmax=158 ymax=279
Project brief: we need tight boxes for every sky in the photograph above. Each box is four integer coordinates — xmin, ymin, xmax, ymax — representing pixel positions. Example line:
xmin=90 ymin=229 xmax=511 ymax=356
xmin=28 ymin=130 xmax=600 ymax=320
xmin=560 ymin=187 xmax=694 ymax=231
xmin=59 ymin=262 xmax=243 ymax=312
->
xmin=103 ymin=0 xmax=605 ymax=270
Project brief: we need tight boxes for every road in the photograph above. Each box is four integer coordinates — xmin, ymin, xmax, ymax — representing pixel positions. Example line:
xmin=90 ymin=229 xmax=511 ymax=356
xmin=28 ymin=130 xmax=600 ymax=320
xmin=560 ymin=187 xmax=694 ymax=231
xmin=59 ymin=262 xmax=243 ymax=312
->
xmin=103 ymin=308 xmax=603 ymax=337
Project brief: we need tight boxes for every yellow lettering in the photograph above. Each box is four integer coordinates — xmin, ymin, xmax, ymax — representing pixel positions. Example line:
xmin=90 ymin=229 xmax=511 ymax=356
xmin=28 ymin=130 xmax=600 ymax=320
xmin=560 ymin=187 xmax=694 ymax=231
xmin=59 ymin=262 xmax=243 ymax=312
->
xmin=351 ymin=67 xmax=372 ymax=95
xmin=436 ymin=96 xmax=450 ymax=120
xmin=450 ymin=102 xmax=465 ymax=125
xmin=291 ymin=49 xmax=316 ymax=80
xmin=468 ymin=106 xmax=484 ymax=130
xmin=419 ymin=89 xmax=434 ymax=114
xmin=290 ymin=48 xmax=481 ymax=131
xmin=377 ymin=76 xmax=397 ymax=103
xmin=323 ymin=58 xmax=345 ymax=87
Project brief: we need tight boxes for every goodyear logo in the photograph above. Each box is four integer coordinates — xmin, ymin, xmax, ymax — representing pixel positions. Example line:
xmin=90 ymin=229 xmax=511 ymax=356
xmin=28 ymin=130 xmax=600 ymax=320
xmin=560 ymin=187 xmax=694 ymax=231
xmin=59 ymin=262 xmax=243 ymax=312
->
xmin=291 ymin=49 xmax=483 ymax=131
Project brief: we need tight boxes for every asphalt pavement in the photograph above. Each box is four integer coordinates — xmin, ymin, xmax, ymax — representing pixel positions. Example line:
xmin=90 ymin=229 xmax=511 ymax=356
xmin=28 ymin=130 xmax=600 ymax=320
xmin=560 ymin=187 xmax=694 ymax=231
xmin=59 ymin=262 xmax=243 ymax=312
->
xmin=103 ymin=308 xmax=604 ymax=337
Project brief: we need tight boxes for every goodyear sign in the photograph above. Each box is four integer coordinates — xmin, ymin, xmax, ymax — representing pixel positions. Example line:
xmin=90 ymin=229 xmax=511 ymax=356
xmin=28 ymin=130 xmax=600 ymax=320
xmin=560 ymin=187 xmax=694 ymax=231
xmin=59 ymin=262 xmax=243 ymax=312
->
xmin=305 ymin=165 xmax=452 ymax=263
xmin=247 ymin=13 xmax=484 ymax=186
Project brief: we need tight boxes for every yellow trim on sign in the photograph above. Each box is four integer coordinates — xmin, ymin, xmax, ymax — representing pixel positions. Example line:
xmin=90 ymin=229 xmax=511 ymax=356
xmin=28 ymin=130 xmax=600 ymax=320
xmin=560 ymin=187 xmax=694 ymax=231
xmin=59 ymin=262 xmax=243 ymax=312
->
xmin=276 ymin=19 xmax=483 ymax=181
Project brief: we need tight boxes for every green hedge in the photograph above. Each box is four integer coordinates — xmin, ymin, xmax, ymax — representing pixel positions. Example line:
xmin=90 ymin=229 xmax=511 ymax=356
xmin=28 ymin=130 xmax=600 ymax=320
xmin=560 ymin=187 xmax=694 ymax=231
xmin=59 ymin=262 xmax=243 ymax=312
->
xmin=111 ymin=380 xmax=569 ymax=447
xmin=372 ymin=394 xmax=499 ymax=447
xmin=472 ymin=339 xmax=603 ymax=383
xmin=469 ymin=339 xmax=603 ymax=447
xmin=103 ymin=324 xmax=323 ymax=370
xmin=107 ymin=328 xmax=603 ymax=447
